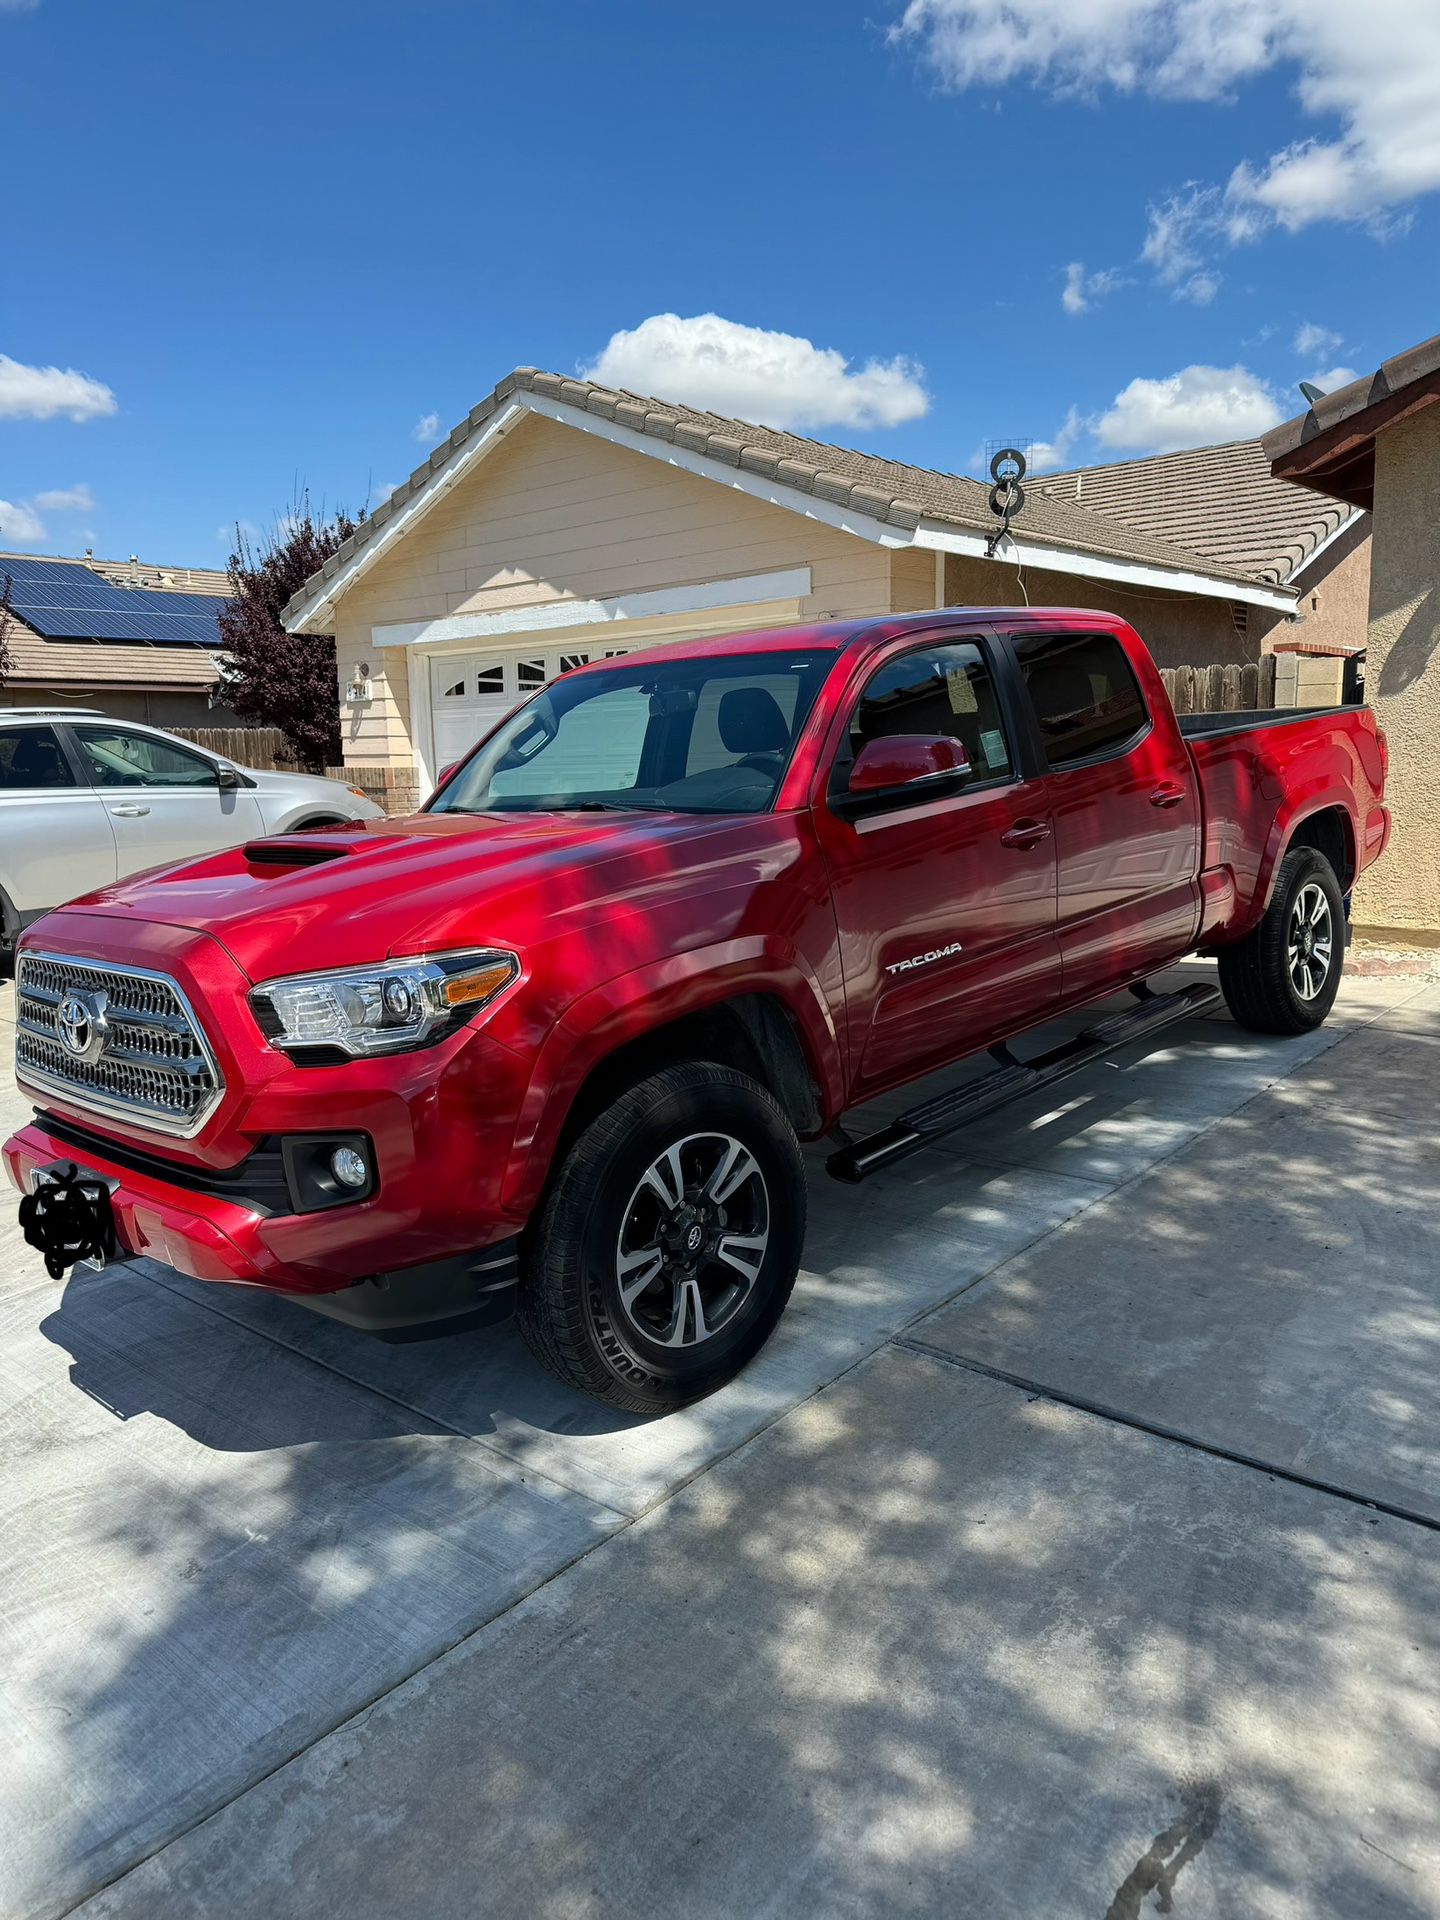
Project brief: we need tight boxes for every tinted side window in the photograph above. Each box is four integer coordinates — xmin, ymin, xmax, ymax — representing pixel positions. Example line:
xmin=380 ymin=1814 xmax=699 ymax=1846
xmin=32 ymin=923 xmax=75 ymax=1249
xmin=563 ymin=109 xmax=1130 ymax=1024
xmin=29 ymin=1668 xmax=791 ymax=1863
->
xmin=75 ymin=729 xmax=218 ymax=788
xmin=0 ymin=725 xmax=75 ymax=790
xmin=849 ymin=641 xmax=1013 ymax=780
xmin=1016 ymin=632 xmax=1147 ymax=766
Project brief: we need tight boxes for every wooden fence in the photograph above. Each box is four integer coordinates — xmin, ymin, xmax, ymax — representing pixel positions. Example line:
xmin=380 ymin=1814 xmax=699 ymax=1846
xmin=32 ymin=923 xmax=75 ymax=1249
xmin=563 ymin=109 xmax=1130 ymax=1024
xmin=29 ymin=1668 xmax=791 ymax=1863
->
xmin=171 ymin=726 xmax=293 ymax=770
xmin=1159 ymin=656 xmax=1276 ymax=715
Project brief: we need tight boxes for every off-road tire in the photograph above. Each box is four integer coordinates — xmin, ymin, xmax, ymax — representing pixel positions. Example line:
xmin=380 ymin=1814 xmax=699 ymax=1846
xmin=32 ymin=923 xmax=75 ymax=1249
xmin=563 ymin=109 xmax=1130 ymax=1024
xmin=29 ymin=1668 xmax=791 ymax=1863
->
xmin=517 ymin=1061 xmax=806 ymax=1413
xmin=1218 ymin=845 xmax=1345 ymax=1034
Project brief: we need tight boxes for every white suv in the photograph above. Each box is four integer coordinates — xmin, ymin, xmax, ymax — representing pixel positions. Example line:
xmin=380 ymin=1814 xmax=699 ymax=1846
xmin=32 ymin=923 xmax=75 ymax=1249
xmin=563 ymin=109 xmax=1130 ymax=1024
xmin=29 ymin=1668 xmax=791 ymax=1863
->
xmin=0 ymin=710 xmax=384 ymax=955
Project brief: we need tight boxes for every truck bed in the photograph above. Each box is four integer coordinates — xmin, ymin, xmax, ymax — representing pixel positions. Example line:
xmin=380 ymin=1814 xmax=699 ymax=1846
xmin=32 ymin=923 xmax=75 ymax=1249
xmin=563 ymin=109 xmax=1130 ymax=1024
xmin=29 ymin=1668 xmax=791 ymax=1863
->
xmin=1177 ymin=705 xmax=1354 ymax=741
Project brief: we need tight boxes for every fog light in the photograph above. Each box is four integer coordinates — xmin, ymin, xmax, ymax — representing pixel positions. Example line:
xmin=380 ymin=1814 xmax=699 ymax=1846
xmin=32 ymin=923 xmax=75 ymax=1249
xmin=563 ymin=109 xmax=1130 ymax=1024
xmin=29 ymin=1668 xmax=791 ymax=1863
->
xmin=330 ymin=1145 xmax=369 ymax=1190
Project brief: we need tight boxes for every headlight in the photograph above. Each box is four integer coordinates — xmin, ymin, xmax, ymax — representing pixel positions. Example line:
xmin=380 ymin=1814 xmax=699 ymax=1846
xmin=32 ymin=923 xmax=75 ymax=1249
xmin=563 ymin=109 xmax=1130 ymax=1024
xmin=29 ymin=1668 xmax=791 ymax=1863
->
xmin=249 ymin=949 xmax=518 ymax=1058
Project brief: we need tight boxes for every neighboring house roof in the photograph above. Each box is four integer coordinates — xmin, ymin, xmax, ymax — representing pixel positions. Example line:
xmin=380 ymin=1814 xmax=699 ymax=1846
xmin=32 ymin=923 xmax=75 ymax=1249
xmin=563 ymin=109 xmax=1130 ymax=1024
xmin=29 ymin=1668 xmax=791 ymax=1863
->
xmin=1263 ymin=332 xmax=1440 ymax=510
xmin=86 ymin=555 xmax=233 ymax=597
xmin=1033 ymin=439 xmax=1362 ymax=588
xmin=284 ymin=369 xmax=1301 ymax=633
xmin=0 ymin=626 xmax=222 ymax=690
xmin=0 ymin=550 xmax=229 ymax=689
xmin=0 ymin=552 xmax=229 ymax=647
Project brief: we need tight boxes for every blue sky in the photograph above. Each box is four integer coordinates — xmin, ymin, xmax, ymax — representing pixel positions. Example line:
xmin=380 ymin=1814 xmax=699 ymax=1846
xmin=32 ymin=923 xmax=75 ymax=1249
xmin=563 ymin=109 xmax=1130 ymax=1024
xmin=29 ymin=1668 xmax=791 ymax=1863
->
xmin=2 ymin=0 xmax=1437 ymax=564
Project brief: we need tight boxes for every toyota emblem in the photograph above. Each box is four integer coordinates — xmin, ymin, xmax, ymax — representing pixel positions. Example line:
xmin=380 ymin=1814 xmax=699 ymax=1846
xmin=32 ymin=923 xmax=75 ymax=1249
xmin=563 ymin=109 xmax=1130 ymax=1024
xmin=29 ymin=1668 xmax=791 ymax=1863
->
xmin=56 ymin=988 xmax=110 ymax=1064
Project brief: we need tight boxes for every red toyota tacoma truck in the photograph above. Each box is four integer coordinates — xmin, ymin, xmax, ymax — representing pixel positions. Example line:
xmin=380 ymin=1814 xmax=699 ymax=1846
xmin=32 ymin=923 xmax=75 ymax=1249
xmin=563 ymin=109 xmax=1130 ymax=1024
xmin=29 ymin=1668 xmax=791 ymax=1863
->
xmin=8 ymin=610 xmax=1389 ymax=1410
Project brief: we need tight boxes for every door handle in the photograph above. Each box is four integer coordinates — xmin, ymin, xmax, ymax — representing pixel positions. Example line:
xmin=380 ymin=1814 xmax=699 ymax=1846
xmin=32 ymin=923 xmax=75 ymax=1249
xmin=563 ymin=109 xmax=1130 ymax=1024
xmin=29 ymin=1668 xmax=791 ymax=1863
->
xmin=109 ymin=804 xmax=150 ymax=817
xmin=1149 ymin=783 xmax=1187 ymax=810
xmin=1000 ymin=818 xmax=1052 ymax=850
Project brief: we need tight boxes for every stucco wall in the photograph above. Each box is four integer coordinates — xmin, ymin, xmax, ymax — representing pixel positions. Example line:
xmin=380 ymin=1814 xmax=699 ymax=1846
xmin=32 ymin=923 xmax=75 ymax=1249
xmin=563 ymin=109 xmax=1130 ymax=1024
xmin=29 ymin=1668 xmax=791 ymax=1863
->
xmin=330 ymin=414 xmax=895 ymax=771
xmin=1354 ymin=406 xmax=1440 ymax=934
xmin=936 ymin=553 xmax=1260 ymax=668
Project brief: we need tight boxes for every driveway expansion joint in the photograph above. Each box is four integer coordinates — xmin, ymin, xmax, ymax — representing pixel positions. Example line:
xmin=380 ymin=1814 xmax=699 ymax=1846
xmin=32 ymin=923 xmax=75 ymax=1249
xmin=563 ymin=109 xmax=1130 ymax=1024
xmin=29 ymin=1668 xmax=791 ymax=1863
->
xmin=891 ymin=1336 xmax=1440 ymax=1535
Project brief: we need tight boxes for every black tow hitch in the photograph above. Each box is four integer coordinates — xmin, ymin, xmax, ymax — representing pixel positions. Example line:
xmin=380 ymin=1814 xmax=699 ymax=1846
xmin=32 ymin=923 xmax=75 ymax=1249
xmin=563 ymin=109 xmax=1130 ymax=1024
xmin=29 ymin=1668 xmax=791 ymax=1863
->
xmin=18 ymin=1161 xmax=119 ymax=1280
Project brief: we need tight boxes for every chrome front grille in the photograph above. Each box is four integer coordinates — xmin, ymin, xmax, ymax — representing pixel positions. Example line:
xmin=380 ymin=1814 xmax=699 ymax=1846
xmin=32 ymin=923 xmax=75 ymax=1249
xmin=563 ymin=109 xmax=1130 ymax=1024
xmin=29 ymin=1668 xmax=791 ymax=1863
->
xmin=15 ymin=951 xmax=225 ymax=1137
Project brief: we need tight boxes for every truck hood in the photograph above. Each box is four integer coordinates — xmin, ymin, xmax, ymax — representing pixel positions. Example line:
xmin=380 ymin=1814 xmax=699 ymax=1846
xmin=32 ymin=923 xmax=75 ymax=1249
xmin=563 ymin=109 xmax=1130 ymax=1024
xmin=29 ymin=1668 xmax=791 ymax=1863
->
xmin=50 ymin=809 xmax=803 ymax=981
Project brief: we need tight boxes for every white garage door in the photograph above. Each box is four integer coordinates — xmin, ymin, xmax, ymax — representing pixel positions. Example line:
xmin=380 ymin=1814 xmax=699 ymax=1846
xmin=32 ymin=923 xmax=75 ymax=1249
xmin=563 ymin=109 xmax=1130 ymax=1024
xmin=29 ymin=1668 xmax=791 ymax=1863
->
xmin=429 ymin=644 xmax=633 ymax=770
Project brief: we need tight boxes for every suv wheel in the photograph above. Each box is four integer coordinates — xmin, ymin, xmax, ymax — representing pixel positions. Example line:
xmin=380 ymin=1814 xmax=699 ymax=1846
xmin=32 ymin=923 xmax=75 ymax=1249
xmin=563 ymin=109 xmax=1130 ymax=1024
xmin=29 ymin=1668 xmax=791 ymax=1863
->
xmin=1218 ymin=845 xmax=1345 ymax=1034
xmin=517 ymin=1062 xmax=806 ymax=1413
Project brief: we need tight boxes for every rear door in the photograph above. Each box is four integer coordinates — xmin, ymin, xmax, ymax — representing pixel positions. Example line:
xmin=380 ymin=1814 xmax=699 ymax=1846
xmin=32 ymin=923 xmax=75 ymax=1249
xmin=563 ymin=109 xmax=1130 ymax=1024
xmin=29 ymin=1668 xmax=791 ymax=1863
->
xmin=0 ymin=723 xmax=117 ymax=919
xmin=813 ymin=632 xmax=1061 ymax=1094
xmin=67 ymin=724 xmax=265 ymax=876
xmin=1009 ymin=627 xmax=1201 ymax=1001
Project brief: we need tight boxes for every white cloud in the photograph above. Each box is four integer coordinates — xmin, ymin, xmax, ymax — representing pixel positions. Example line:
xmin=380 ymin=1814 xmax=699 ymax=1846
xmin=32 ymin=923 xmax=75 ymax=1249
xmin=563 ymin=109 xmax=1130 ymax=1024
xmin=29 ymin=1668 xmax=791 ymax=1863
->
xmin=1094 ymin=364 xmax=1285 ymax=453
xmin=897 ymin=1 xmax=1440 ymax=268
xmin=0 ymin=352 xmax=117 ymax=422
xmin=1061 ymin=262 xmax=1125 ymax=315
xmin=412 ymin=411 xmax=441 ymax=444
xmin=581 ymin=312 xmax=930 ymax=431
xmin=1294 ymin=321 xmax=1342 ymax=359
xmin=33 ymin=483 xmax=95 ymax=512
xmin=0 ymin=1 xmax=41 ymax=13
xmin=1308 ymin=365 xmax=1359 ymax=392
xmin=1029 ymin=407 xmax=1084 ymax=471
xmin=0 ymin=498 xmax=47 ymax=543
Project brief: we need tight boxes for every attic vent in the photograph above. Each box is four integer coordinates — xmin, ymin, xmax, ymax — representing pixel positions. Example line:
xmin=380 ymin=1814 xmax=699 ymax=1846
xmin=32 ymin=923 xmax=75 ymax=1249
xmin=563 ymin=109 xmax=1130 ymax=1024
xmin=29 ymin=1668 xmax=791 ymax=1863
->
xmin=1230 ymin=602 xmax=1249 ymax=640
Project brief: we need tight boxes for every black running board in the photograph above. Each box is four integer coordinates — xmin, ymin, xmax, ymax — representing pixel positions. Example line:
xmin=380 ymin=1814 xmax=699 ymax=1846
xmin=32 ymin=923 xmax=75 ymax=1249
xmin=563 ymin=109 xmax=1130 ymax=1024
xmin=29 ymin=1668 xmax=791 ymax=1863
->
xmin=826 ymin=980 xmax=1223 ymax=1184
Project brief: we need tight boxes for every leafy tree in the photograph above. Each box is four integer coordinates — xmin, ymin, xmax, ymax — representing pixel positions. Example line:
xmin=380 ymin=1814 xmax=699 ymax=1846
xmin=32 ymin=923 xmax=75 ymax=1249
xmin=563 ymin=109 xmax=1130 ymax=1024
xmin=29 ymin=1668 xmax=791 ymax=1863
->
xmin=216 ymin=499 xmax=361 ymax=772
xmin=0 ymin=572 xmax=14 ymax=689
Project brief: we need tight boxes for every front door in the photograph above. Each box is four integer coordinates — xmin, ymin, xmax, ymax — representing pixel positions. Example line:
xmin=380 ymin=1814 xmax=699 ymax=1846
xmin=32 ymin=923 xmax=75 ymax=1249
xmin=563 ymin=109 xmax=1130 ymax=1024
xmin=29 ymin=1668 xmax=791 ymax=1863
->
xmin=814 ymin=634 xmax=1061 ymax=1096
xmin=68 ymin=724 xmax=265 ymax=877
xmin=1012 ymin=628 xmax=1201 ymax=1002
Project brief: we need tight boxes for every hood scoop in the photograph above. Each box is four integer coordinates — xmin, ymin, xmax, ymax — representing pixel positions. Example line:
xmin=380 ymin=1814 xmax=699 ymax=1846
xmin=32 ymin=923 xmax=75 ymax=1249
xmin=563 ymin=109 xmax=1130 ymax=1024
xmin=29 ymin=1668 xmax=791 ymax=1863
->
xmin=243 ymin=835 xmax=356 ymax=868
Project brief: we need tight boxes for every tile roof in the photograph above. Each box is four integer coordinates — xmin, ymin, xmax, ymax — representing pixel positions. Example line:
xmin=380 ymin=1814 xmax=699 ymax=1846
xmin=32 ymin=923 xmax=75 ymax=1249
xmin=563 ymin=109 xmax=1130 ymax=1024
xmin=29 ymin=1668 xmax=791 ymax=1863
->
xmin=0 ymin=549 xmax=231 ymax=599
xmin=285 ymin=369 xmax=1295 ymax=629
xmin=0 ymin=619 xmax=222 ymax=689
xmin=1263 ymin=332 xmax=1440 ymax=464
xmin=1031 ymin=439 xmax=1361 ymax=586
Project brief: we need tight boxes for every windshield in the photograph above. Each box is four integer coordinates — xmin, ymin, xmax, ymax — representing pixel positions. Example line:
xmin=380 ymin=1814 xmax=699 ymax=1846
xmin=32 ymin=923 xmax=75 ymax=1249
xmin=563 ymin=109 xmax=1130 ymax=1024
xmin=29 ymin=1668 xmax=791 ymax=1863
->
xmin=429 ymin=650 xmax=833 ymax=816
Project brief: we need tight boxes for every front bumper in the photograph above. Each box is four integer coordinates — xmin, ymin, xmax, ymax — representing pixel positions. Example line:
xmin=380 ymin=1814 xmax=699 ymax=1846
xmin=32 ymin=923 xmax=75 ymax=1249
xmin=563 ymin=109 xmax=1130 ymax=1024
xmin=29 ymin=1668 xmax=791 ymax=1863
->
xmin=4 ymin=1117 xmax=521 ymax=1333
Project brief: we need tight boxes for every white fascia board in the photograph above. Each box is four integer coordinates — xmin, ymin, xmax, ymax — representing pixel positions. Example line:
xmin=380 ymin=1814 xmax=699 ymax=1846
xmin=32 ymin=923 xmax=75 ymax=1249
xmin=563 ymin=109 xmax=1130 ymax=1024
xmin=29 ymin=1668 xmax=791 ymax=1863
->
xmin=373 ymin=566 xmax=813 ymax=650
xmin=287 ymin=401 xmax=530 ymax=632
xmin=1287 ymin=507 xmax=1366 ymax=583
xmin=911 ymin=518 xmax=1298 ymax=615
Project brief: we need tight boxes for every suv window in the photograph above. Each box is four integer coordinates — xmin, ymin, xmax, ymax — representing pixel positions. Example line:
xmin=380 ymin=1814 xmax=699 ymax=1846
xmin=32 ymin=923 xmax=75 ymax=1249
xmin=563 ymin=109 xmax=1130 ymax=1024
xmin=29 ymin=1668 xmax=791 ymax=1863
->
xmin=847 ymin=640 xmax=1012 ymax=782
xmin=1015 ymin=631 xmax=1147 ymax=766
xmin=74 ymin=727 xmax=218 ymax=789
xmin=0 ymin=725 xmax=75 ymax=790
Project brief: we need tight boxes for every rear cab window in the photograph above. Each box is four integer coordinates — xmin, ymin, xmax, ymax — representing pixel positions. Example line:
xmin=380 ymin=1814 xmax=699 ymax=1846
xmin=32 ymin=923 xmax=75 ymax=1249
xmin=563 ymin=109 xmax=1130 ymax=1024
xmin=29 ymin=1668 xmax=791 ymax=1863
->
xmin=1014 ymin=631 xmax=1149 ymax=767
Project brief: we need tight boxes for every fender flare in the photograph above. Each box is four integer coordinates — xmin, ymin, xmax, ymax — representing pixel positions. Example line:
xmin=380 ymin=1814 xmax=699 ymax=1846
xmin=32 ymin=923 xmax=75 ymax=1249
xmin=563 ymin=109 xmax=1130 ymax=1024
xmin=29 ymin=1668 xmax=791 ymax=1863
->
xmin=498 ymin=936 xmax=845 ymax=1217
xmin=1254 ymin=785 xmax=1358 ymax=921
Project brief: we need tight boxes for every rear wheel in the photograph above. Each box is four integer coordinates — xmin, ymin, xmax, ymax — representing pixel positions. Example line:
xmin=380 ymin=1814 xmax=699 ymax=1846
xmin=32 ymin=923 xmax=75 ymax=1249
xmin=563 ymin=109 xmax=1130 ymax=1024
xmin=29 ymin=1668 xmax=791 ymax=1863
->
xmin=517 ymin=1062 xmax=805 ymax=1413
xmin=1218 ymin=845 xmax=1345 ymax=1034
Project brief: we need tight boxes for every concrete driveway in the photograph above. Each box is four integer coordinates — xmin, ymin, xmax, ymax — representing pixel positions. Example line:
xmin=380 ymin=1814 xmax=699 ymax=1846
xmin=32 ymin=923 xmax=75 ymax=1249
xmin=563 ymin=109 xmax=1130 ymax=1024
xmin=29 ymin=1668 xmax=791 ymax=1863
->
xmin=2 ymin=965 xmax=1438 ymax=1918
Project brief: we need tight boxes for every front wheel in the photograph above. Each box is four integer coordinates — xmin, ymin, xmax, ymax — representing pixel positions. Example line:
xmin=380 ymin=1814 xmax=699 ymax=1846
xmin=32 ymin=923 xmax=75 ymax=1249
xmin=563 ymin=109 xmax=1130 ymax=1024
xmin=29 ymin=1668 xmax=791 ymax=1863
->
xmin=1218 ymin=845 xmax=1345 ymax=1034
xmin=517 ymin=1062 xmax=806 ymax=1413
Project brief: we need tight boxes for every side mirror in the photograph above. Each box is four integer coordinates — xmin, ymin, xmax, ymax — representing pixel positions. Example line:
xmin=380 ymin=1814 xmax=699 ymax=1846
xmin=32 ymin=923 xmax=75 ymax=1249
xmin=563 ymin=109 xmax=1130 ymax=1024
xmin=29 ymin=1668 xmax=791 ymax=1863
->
xmin=216 ymin=763 xmax=242 ymax=791
xmin=844 ymin=733 xmax=971 ymax=803
xmin=437 ymin=761 xmax=459 ymax=788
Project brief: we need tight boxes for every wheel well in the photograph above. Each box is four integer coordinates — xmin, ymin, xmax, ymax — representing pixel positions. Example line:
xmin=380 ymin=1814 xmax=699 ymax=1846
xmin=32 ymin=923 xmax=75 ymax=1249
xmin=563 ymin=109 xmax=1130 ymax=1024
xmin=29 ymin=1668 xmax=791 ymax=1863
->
xmin=1287 ymin=807 xmax=1355 ymax=891
xmin=288 ymin=813 xmax=347 ymax=831
xmin=555 ymin=994 xmax=824 ymax=1162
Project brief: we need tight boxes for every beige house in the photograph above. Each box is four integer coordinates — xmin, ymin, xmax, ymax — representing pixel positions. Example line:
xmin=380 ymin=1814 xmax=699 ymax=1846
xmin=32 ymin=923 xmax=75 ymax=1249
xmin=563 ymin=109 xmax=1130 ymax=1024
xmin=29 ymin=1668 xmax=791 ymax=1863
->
xmin=284 ymin=369 xmax=1342 ymax=810
xmin=0 ymin=551 xmax=235 ymax=727
xmin=1265 ymin=331 xmax=1440 ymax=938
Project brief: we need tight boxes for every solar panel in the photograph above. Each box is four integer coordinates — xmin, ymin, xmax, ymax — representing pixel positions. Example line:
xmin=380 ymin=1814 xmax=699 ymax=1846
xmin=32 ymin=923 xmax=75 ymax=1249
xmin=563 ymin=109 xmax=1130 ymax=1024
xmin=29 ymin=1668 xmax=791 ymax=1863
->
xmin=0 ymin=556 xmax=229 ymax=646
